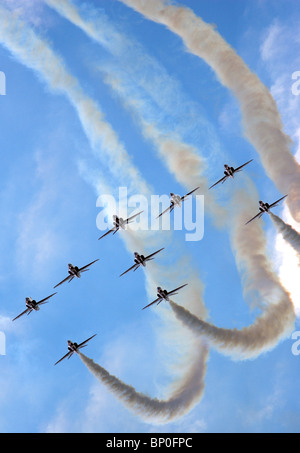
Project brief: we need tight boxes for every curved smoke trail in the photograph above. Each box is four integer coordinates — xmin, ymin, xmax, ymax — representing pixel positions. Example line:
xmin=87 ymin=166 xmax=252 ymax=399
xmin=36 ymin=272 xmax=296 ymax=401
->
xmin=119 ymin=0 xmax=300 ymax=223
xmin=0 ymin=5 xmax=209 ymax=422
xmin=270 ymin=212 xmax=300 ymax=255
xmin=79 ymin=346 xmax=208 ymax=423
xmin=169 ymin=296 xmax=294 ymax=360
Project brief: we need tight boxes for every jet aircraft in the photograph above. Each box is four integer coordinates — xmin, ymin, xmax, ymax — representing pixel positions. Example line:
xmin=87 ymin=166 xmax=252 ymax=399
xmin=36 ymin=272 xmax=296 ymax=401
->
xmin=209 ymin=159 xmax=253 ymax=189
xmin=98 ymin=211 xmax=144 ymax=240
xmin=142 ymin=284 xmax=188 ymax=310
xmin=12 ymin=293 xmax=57 ymax=321
xmin=54 ymin=334 xmax=97 ymax=365
xmin=120 ymin=248 xmax=164 ymax=277
xmin=157 ymin=188 xmax=199 ymax=218
xmin=245 ymin=195 xmax=288 ymax=225
xmin=53 ymin=259 xmax=99 ymax=289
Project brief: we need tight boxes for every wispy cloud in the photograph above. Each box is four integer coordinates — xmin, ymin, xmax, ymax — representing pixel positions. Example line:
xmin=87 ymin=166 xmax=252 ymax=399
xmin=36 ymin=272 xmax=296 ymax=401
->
xmin=2 ymin=0 xmax=46 ymax=27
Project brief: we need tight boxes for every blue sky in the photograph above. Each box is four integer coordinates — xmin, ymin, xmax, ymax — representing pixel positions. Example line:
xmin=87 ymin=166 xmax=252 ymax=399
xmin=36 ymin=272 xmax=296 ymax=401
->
xmin=0 ymin=0 xmax=299 ymax=433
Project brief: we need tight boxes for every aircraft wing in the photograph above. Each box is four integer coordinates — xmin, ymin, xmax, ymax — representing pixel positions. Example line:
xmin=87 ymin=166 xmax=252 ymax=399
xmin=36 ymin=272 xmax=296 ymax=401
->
xmin=181 ymin=186 xmax=200 ymax=200
xmin=209 ymin=175 xmax=227 ymax=190
xmin=142 ymin=297 xmax=161 ymax=310
xmin=233 ymin=159 xmax=253 ymax=173
xmin=268 ymin=195 xmax=288 ymax=209
xmin=119 ymin=263 xmax=139 ymax=277
xmin=98 ymin=227 xmax=116 ymax=240
xmin=77 ymin=334 xmax=97 ymax=349
xmin=144 ymin=248 xmax=165 ymax=261
xmin=166 ymin=283 xmax=188 ymax=296
xmin=54 ymin=351 xmax=72 ymax=366
xmin=12 ymin=308 xmax=31 ymax=322
xmin=36 ymin=292 xmax=57 ymax=306
xmin=53 ymin=275 xmax=73 ymax=289
xmin=79 ymin=259 xmax=99 ymax=272
xmin=156 ymin=204 xmax=174 ymax=219
xmin=125 ymin=210 xmax=144 ymax=224
xmin=245 ymin=211 xmax=263 ymax=225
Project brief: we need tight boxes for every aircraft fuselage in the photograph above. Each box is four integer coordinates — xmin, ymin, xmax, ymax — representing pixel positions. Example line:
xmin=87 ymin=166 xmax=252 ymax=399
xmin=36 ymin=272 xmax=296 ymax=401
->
xmin=25 ymin=297 xmax=39 ymax=311
xmin=157 ymin=287 xmax=169 ymax=301
xmin=170 ymin=193 xmax=182 ymax=207
xmin=224 ymin=165 xmax=235 ymax=177
xmin=259 ymin=201 xmax=270 ymax=212
xmin=134 ymin=253 xmax=146 ymax=266
xmin=113 ymin=216 xmax=126 ymax=229
xmin=68 ymin=264 xmax=80 ymax=278
xmin=67 ymin=341 xmax=79 ymax=353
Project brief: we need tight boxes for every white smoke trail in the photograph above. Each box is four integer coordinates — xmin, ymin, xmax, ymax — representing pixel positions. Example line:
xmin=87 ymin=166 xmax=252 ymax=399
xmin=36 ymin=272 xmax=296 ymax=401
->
xmin=270 ymin=213 xmax=300 ymax=255
xmin=44 ymin=0 xmax=209 ymax=134
xmin=45 ymin=0 xmax=296 ymax=355
xmin=169 ymin=296 xmax=294 ymax=360
xmin=0 ymin=5 xmax=209 ymax=421
xmin=119 ymin=0 xmax=300 ymax=223
xmin=273 ymin=207 xmax=300 ymax=317
xmin=79 ymin=349 xmax=208 ymax=424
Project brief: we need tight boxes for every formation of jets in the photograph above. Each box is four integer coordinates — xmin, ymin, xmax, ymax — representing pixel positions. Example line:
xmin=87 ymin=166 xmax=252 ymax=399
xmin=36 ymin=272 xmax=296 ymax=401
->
xmin=12 ymin=258 xmax=100 ymax=364
xmin=13 ymin=163 xmax=288 ymax=366
xmin=208 ymin=160 xmax=288 ymax=226
xmin=12 ymin=260 xmax=101 ymax=322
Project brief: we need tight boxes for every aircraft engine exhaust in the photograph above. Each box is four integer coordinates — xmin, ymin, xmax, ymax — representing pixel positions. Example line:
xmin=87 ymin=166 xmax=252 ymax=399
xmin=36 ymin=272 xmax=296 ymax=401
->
xmin=270 ymin=213 xmax=300 ymax=255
